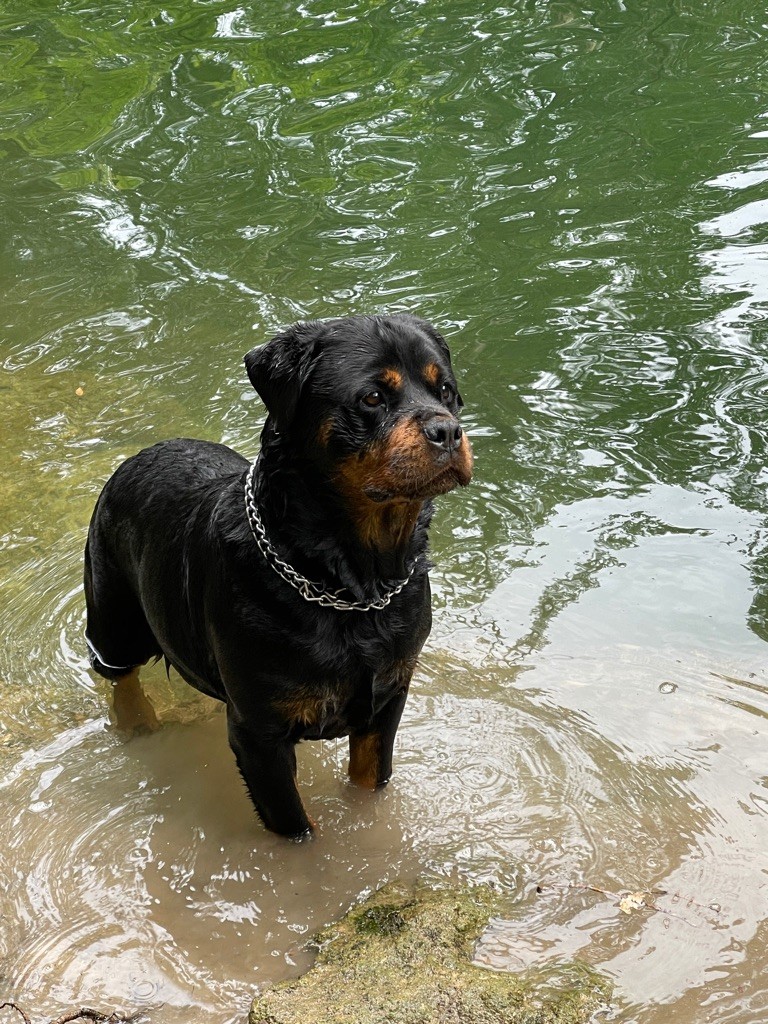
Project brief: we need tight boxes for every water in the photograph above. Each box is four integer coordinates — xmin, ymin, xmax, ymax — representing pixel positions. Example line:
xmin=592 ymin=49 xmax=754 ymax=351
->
xmin=2 ymin=0 xmax=768 ymax=1020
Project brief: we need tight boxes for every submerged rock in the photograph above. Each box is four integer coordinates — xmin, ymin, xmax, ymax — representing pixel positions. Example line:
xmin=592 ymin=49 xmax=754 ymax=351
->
xmin=249 ymin=881 xmax=610 ymax=1024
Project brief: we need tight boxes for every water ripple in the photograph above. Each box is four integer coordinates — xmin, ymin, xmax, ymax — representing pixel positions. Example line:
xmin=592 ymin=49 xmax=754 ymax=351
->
xmin=3 ymin=1 xmax=768 ymax=1023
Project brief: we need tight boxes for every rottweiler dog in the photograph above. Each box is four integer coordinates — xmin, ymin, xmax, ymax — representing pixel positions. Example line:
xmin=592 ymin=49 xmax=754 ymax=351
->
xmin=84 ymin=313 xmax=473 ymax=838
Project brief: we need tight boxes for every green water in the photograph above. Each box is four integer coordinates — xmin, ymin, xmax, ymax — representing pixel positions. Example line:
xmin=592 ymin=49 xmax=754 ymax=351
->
xmin=2 ymin=2 xmax=768 ymax=1021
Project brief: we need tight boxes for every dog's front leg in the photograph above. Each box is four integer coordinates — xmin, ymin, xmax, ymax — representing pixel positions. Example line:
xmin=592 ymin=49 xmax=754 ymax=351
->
xmin=226 ymin=713 xmax=313 ymax=839
xmin=348 ymin=685 xmax=409 ymax=790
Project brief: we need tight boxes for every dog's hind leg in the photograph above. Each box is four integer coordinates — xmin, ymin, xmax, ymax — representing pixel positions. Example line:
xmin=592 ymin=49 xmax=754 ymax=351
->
xmin=85 ymin=545 xmax=162 ymax=735
xmin=226 ymin=714 xmax=314 ymax=839
xmin=84 ymin=535 xmax=162 ymax=681
xmin=109 ymin=667 xmax=161 ymax=736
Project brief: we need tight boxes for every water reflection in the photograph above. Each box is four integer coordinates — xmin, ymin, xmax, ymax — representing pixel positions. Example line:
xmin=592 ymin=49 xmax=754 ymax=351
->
xmin=2 ymin=684 xmax=418 ymax=1020
xmin=3 ymin=1 xmax=768 ymax=1023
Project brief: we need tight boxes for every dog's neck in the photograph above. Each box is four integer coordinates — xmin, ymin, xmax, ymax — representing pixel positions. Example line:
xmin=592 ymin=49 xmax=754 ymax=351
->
xmin=253 ymin=441 xmax=431 ymax=601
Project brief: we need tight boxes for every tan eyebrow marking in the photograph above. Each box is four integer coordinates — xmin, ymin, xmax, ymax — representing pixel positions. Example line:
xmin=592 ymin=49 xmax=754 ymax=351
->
xmin=317 ymin=416 xmax=334 ymax=446
xmin=423 ymin=362 xmax=440 ymax=385
xmin=380 ymin=367 xmax=403 ymax=389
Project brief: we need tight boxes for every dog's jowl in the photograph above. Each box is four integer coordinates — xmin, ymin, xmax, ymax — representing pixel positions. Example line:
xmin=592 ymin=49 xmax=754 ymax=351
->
xmin=84 ymin=314 xmax=473 ymax=838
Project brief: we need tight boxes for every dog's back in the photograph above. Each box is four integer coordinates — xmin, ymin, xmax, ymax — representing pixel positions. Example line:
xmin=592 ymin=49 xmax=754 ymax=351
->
xmin=85 ymin=438 xmax=246 ymax=692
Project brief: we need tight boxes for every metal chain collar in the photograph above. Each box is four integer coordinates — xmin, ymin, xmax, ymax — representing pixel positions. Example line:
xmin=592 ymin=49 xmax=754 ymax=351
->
xmin=244 ymin=461 xmax=416 ymax=612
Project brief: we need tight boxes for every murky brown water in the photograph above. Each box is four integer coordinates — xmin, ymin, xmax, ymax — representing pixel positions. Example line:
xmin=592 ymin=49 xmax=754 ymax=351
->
xmin=4 ymin=468 xmax=767 ymax=1022
xmin=3 ymin=0 xmax=768 ymax=1021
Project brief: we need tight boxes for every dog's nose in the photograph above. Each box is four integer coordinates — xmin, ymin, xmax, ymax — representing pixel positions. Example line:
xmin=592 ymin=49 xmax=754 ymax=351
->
xmin=423 ymin=415 xmax=463 ymax=452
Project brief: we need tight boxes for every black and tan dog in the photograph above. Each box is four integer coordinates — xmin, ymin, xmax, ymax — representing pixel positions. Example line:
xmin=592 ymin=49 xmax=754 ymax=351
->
xmin=84 ymin=313 xmax=473 ymax=838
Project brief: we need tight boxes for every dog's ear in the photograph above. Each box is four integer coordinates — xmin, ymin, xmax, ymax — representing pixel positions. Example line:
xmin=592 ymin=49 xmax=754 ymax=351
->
xmin=244 ymin=322 xmax=323 ymax=430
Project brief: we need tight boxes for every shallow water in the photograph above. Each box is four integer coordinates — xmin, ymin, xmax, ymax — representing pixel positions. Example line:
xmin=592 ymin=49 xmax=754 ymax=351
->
xmin=2 ymin=1 xmax=768 ymax=1021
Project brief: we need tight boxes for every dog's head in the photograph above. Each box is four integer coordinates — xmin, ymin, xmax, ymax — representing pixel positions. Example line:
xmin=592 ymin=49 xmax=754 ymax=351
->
xmin=244 ymin=313 xmax=473 ymax=512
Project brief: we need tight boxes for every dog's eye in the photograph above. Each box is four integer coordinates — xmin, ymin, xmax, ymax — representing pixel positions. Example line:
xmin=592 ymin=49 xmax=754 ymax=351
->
xmin=361 ymin=391 xmax=385 ymax=409
xmin=440 ymin=383 xmax=453 ymax=402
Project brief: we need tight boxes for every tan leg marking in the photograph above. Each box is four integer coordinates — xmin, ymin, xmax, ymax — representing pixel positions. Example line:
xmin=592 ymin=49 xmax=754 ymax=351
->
xmin=110 ymin=668 xmax=160 ymax=736
xmin=349 ymin=733 xmax=382 ymax=790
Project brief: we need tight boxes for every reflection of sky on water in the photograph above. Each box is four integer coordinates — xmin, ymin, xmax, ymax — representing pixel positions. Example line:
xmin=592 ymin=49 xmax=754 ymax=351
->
xmin=3 ymin=6 xmax=768 ymax=1024
xmin=701 ymin=146 xmax=768 ymax=334
xmin=428 ymin=126 xmax=768 ymax=1014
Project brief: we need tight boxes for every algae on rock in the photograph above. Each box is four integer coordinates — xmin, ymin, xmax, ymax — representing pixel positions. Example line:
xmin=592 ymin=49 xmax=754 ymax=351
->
xmin=250 ymin=881 xmax=611 ymax=1024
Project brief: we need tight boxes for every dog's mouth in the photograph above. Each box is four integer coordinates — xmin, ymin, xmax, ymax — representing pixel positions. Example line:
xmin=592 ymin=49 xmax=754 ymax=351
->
xmin=363 ymin=457 xmax=472 ymax=503
xmin=335 ymin=422 xmax=474 ymax=506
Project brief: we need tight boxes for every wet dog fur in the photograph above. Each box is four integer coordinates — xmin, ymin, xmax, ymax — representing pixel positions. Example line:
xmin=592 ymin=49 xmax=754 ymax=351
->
xmin=84 ymin=313 xmax=472 ymax=838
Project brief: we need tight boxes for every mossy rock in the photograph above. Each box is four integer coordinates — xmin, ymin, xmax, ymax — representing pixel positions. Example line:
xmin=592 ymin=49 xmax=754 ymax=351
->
xmin=250 ymin=882 xmax=611 ymax=1024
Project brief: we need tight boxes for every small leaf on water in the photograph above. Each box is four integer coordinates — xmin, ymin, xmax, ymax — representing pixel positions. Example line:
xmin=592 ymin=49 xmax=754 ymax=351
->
xmin=619 ymin=892 xmax=646 ymax=914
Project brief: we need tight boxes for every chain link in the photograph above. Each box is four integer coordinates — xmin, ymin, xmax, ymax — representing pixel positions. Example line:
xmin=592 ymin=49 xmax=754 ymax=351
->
xmin=244 ymin=461 xmax=416 ymax=612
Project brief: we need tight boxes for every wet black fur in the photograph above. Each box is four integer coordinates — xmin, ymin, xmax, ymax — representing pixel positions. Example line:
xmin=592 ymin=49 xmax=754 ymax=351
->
xmin=84 ymin=313 xmax=466 ymax=838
